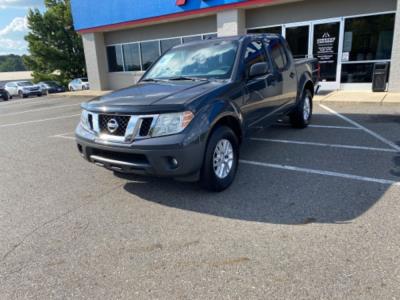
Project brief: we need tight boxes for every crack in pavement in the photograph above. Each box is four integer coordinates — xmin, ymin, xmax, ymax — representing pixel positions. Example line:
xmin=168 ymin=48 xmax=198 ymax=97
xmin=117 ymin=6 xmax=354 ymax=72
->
xmin=0 ymin=182 xmax=125 ymax=264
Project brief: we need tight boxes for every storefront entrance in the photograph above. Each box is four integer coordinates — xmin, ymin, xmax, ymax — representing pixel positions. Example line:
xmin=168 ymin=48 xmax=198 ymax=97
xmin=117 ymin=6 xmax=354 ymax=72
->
xmin=283 ymin=19 xmax=343 ymax=90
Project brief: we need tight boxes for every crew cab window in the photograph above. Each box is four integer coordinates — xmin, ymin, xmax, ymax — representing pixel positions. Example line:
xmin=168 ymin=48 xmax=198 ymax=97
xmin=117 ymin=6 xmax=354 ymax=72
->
xmin=269 ymin=39 xmax=288 ymax=70
xmin=244 ymin=40 xmax=267 ymax=71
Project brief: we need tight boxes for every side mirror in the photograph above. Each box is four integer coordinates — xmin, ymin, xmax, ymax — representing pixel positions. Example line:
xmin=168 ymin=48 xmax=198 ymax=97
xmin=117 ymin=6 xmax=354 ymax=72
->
xmin=249 ymin=62 xmax=269 ymax=78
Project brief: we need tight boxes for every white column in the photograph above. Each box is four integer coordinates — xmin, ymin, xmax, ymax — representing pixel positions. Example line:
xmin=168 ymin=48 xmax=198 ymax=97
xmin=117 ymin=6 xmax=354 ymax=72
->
xmin=81 ymin=32 xmax=109 ymax=91
xmin=217 ymin=9 xmax=246 ymax=37
xmin=389 ymin=0 xmax=400 ymax=92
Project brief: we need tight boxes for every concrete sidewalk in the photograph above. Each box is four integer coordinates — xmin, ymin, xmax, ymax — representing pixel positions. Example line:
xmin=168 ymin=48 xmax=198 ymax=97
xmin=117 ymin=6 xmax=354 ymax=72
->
xmin=315 ymin=91 xmax=400 ymax=104
xmin=55 ymin=89 xmax=400 ymax=104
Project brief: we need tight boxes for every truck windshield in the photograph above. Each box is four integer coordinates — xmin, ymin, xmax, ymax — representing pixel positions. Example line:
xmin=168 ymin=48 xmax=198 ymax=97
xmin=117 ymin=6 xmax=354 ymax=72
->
xmin=143 ymin=40 xmax=238 ymax=81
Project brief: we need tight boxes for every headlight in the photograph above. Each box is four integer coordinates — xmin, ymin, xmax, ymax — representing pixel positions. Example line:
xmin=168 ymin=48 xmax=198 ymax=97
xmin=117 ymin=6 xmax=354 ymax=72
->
xmin=80 ymin=110 xmax=91 ymax=132
xmin=151 ymin=111 xmax=194 ymax=137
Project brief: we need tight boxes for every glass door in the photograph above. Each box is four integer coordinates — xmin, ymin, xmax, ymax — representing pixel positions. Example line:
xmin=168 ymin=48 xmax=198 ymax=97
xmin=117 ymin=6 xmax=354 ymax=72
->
xmin=284 ymin=23 xmax=311 ymax=59
xmin=312 ymin=20 xmax=342 ymax=90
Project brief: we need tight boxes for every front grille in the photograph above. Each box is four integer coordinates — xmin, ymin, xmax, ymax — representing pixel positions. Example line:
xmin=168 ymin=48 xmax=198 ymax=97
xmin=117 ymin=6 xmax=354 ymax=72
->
xmin=139 ymin=118 xmax=154 ymax=137
xmin=99 ymin=114 xmax=130 ymax=136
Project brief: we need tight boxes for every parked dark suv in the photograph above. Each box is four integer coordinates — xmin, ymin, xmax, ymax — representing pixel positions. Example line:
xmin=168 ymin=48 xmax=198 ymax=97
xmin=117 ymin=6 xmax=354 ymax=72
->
xmin=76 ymin=34 xmax=319 ymax=191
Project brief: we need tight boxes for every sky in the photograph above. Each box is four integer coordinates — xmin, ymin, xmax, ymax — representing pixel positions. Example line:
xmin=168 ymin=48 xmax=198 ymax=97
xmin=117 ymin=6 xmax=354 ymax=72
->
xmin=0 ymin=0 xmax=44 ymax=56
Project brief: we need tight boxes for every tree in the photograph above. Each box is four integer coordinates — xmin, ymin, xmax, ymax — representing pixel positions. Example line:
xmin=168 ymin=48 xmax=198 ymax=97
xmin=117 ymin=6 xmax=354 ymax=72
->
xmin=0 ymin=55 xmax=28 ymax=72
xmin=24 ymin=0 xmax=86 ymax=85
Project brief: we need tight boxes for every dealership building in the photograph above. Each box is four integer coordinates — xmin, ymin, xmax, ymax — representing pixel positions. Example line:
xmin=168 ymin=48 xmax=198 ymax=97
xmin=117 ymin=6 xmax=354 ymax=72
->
xmin=70 ymin=0 xmax=400 ymax=92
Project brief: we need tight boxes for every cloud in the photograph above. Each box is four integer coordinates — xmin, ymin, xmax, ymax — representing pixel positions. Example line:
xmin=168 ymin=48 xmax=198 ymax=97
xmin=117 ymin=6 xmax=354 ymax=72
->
xmin=0 ymin=16 xmax=29 ymax=54
xmin=0 ymin=0 xmax=43 ymax=9
xmin=0 ymin=16 xmax=28 ymax=36
xmin=0 ymin=37 xmax=26 ymax=50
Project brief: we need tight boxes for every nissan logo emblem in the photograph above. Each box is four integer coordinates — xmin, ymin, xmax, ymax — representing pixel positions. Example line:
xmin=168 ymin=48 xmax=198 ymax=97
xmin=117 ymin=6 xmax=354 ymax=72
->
xmin=107 ymin=118 xmax=119 ymax=133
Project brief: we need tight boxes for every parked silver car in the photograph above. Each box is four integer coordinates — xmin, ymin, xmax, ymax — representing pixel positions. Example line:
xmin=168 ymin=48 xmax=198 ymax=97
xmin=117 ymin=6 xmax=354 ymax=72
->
xmin=4 ymin=81 xmax=43 ymax=98
xmin=68 ymin=78 xmax=90 ymax=91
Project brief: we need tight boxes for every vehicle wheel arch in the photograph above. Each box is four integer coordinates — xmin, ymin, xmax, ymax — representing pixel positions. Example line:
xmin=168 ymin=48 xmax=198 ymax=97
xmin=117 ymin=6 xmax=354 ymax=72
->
xmin=208 ymin=114 xmax=243 ymax=146
xmin=297 ymin=72 xmax=314 ymax=101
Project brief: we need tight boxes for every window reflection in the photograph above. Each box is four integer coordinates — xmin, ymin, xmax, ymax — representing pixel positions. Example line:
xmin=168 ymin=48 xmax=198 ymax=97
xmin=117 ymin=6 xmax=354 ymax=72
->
xmin=141 ymin=41 xmax=160 ymax=70
xmin=343 ymin=14 xmax=395 ymax=61
xmin=161 ymin=38 xmax=181 ymax=54
xmin=106 ymin=45 xmax=123 ymax=72
xmin=247 ymin=26 xmax=282 ymax=35
xmin=144 ymin=41 xmax=238 ymax=80
xmin=123 ymin=44 xmax=141 ymax=71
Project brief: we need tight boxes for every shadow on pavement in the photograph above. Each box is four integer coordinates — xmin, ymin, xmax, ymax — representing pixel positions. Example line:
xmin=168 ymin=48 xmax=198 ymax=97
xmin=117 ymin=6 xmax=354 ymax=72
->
xmin=118 ymin=168 xmax=390 ymax=225
xmin=118 ymin=112 xmax=398 ymax=225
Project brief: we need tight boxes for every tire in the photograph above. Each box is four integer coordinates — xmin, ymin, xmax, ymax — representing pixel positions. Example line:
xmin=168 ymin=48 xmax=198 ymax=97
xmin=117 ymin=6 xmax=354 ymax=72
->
xmin=290 ymin=89 xmax=313 ymax=128
xmin=200 ymin=126 xmax=239 ymax=192
xmin=37 ymin=93 xmax=42 ymax=97
xmin=2 ymin=92 xmax=9 ymax=101
xmin=19 ymin=91 xmax=27 ymax=98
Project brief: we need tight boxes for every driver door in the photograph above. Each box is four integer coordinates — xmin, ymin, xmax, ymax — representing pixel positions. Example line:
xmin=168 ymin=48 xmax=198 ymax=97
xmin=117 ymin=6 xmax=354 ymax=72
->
xmin=242 ymin=40 xmax=281 ymax=130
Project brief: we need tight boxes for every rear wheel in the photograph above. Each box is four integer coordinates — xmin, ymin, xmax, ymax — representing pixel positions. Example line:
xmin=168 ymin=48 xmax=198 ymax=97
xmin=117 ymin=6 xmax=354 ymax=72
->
xmin=201 ymin=126 xmax=239 ymax=192
xmin=3 ymin=92 xmax=9 ymax=101
xmin=290 ymin=89 xmax=313 ymax=128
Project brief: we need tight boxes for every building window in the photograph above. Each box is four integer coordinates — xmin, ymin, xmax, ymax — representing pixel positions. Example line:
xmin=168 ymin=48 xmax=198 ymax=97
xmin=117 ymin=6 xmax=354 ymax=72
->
xmin=341 ymin=63 xmax=390 ymax=83
xmin=106 ymin=32 xmax=217 ymax=73
xmin=182 ymin=35 xmax=202 ymax=43
xmin=141 ymin=41 xmax=160 ymax=70
xmin=123 ymin=44 xmax=141 ymax=71
xmin=106 ymin=45 xmax=123 ymax=72
xmin=161 ymin=38 xmax=181 ymax=54
xmin=343 ymin=14 xmax=395 ymax=61
xmin=341 ymin=63 xmax=374 ymax=83
xmin=203 ymin=33 xmax=217 ymax=40
xmin=247 ymin=26 xmax=282 ymax=35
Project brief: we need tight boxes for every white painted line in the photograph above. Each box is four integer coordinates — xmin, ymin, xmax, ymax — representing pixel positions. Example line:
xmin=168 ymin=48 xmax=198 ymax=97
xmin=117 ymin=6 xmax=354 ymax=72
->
xmin=51 ymin=132 xmax=75 ymax=140
xmin=0 ymin=114 xmax=80 ymax=128
xmin=319 ymin=104 xmax=400 ymax=152
xmin=0 ymin=103 xmax=79 ymax=117
xmin=240 ymin=160 xmax=400 ymax=186
xmin=0 ymin=97 xmax=73 ymax=107
xmin=250 ymin=138 xmax=397 ymax=153
xmin=275 ymin=124 xmax=360 ymax=130
xmin=52 ymin=135 xmax=76 ymax=140
xmin=309 ymin=124 xmax=360 ymax=130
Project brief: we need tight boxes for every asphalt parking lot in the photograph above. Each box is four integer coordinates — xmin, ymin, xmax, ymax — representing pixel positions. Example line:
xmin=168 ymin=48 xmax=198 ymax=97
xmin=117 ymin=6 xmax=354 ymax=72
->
xmin=0 ymin=95 xmax=399 ymax=299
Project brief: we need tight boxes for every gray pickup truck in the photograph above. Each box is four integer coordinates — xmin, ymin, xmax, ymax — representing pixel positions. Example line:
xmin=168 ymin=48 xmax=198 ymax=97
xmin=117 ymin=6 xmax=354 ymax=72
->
xmin=76 ymin=34 xmax=319 ymax=191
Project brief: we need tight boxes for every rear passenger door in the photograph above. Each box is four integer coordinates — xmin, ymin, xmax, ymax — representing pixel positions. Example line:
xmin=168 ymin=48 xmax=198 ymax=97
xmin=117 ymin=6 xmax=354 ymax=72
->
xmin=268 ymin=38 xmax=297 ymax=107
xmin=242 ymin=40 xmax=281 ymax=130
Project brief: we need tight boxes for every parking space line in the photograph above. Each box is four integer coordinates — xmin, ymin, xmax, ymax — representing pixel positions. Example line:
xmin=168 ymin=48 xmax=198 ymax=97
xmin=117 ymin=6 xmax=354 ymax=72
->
xmin=51 ymin=132 xmax=75 ymax=140
xmin=319 ymin=104 xmax=400 ymax=152
xmin=53 ymin=135 xmax=76 ymax=140
xmin=250 ymin=138 xmax=397 ymax=153
xmin=0 ymin=103 xmax=79 ymax=117
xmin=308 ymin=124 xmax=360 ymax=130
xmin=0 ymin=114 xmax=80 ymax=128
xmin=240 ymin=160 xmax=400 ymax=186
xmin=0 ymin=97 xmax=74 ymax=107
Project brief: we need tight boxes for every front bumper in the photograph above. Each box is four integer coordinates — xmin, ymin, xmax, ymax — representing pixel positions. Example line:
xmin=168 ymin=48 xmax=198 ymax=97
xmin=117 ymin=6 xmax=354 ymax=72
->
xmin=75 ymin=125 xmax=205 ymax=179
xmin=23 ymin=90 xmax=42 ymax=96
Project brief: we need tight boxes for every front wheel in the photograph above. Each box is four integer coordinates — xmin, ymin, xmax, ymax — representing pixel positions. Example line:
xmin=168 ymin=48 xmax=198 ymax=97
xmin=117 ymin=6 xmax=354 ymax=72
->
xmin=201 ymin=126 xmax=239 ymax=192
xmin=290 ymin=89 xmax=313 ymax=128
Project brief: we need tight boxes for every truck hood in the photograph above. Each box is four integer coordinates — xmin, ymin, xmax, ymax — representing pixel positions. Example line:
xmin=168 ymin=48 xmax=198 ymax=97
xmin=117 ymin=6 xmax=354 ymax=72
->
xmin=83 ymin=80 xmax=223 ymax=114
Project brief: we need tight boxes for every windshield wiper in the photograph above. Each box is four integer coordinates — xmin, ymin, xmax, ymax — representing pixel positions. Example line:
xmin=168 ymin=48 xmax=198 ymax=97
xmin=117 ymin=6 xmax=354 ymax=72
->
xmin=142 ymin=78 xmax=159 ymax=82
xmin=166 ymin=76 xmax=208 ymax=82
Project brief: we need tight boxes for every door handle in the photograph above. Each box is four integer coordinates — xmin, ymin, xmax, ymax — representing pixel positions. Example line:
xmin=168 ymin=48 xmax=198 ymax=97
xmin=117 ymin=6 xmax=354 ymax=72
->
xmin=289 ymin=72 xmax=295 ymax=79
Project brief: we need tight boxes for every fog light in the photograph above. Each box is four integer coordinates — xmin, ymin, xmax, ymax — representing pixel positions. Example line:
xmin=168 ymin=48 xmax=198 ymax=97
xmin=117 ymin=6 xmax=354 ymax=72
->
xmin=168 ymin=157 xmax=178 ymax=169
xmin=171 ymin=158 xmax=178 ymax=167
